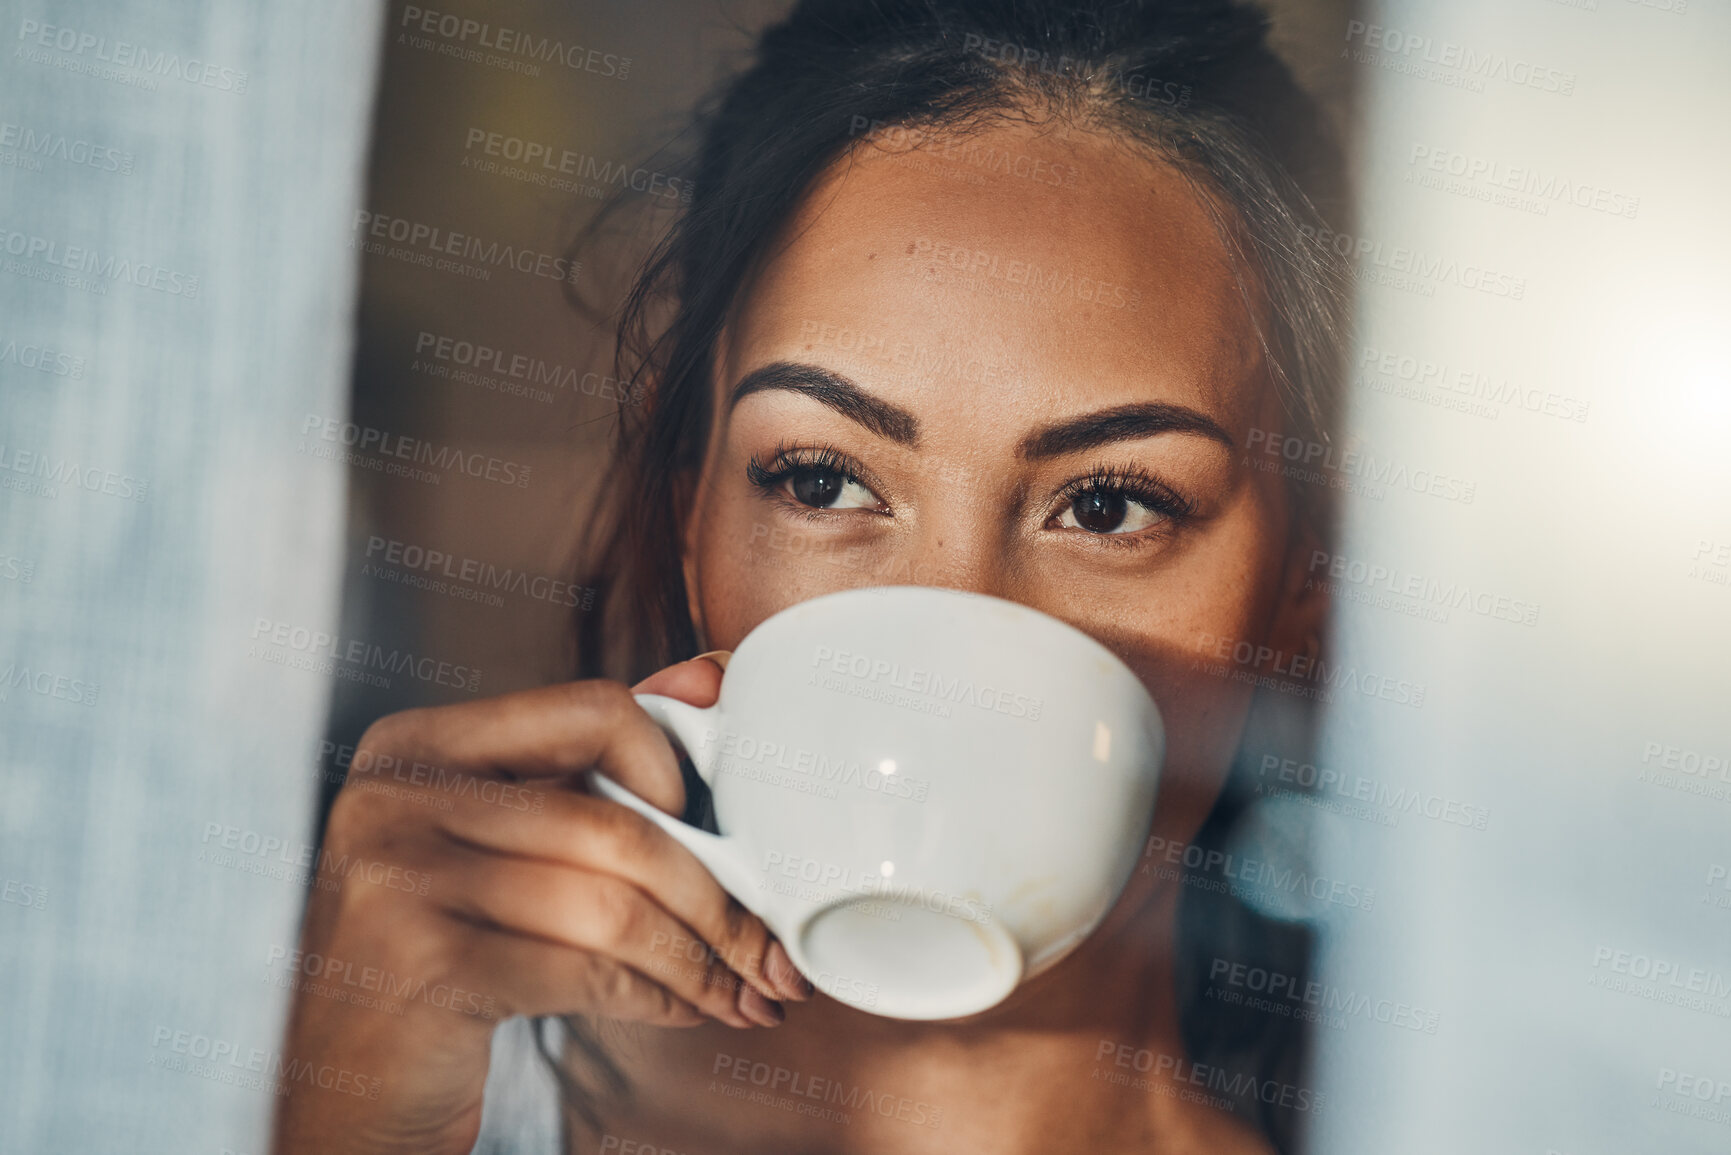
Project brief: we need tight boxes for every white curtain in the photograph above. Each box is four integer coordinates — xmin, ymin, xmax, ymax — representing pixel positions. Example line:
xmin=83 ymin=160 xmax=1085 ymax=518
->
xmin=0 ymin=1 xmax=383 ymax=1151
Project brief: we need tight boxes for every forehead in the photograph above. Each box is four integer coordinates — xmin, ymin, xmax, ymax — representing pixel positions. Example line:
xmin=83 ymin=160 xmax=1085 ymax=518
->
xmin=720 ymin=119 xmax=1268 ymax=432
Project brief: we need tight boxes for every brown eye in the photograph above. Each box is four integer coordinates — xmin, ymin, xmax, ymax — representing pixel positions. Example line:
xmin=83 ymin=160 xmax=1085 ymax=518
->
xmin=1070 ymin=490 xmax=1128 ymax=533
xmin=791 ymin=468 xmax=845 ymax=508
xmin=1055 ymin=488 xmax=1166 ymax=535
xmin=747 ymin=447 xmax=887 ymax=513
xmin=785 ymin=467 xmax=880 ymax=510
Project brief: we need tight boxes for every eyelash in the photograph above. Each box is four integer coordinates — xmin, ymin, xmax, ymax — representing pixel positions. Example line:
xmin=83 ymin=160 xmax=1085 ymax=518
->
xmin=1054 ymin=463 xmax=1198 ymax=541
xmin=746 ymin=443 xmax=885 ymax=519
xmin=745 ymin=443 xmax=1197 ymax=541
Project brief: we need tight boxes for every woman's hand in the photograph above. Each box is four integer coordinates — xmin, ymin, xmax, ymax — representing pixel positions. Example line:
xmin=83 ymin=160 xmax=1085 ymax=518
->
xmin=272 ymin=655 xmax=811 ymax=1155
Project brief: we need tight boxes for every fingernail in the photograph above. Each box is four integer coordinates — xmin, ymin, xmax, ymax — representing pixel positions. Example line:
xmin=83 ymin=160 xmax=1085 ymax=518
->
xmin=738 ymin=984 xmax=784 ymax=1027
xmin=765 ymin=941 xmax=814 ymax=1001
xmin=692 ymin=649 xmax=732 ymax=672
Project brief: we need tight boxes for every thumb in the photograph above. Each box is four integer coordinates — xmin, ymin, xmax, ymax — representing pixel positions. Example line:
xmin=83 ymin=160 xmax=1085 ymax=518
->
xmin=631 ymin=650 xmax=730 ymax=704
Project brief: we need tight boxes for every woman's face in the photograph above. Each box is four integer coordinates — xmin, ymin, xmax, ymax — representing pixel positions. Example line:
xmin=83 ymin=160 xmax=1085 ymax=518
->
xmin=679 ymin=120 xmax=1324 ymax=845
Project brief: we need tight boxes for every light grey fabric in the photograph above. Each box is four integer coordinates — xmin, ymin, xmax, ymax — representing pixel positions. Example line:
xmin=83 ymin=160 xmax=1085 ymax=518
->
xmin=473 ymin=1017 xmax=564 ymax=1155
xmin=0 ymin=1 xmax=383 ymax=1152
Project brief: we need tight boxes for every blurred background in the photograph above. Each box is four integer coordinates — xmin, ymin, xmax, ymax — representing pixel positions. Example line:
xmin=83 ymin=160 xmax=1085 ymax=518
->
xmin=2 ymin=0 xmax=1726 ymax=1153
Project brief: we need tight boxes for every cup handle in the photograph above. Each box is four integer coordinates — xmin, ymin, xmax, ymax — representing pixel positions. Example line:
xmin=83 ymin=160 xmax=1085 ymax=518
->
xmin=632 ymin=693 xmax=722 ymax=786
xmin=586 ymin=694 xmax=793 ymax=930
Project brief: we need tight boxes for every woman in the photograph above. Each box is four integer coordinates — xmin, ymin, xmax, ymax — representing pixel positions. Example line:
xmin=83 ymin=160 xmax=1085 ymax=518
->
xmin=276 ymin=0 xmax=1350 ymax=1151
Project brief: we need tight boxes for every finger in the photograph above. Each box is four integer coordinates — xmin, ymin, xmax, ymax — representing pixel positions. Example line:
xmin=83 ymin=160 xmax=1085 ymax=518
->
xmin=632 ymin=652 xmax=728 ymax=701
xmin=442 ymin=918 xmax=708 ymax=1028
xmin=431 ymin=849 xmax=778 ymax=1029
xmin=368 ymin=680 xmax=689 ymax=814
xmin=430 ymin=788 xmax=810 ymax=1002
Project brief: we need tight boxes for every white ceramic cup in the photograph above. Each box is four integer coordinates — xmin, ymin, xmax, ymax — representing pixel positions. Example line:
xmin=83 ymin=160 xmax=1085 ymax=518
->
xmin=590 ymin=585 xmax=1163 ymax=1021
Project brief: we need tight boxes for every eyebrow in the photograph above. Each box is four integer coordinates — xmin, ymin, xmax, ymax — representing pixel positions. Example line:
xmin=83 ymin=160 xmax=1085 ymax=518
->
xmin=728 ymin=359 xmax=1233 ymax=457
xmin=1017 ymin=403 xmax=1235 ymax=459
xmin=729 ymin=361 xmax=921 ymax=447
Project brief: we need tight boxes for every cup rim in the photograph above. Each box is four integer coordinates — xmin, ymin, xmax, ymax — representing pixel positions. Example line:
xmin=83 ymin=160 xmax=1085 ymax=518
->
xmin=730 ymin=584 xmax=1152 ymax=693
